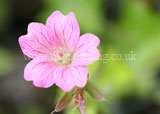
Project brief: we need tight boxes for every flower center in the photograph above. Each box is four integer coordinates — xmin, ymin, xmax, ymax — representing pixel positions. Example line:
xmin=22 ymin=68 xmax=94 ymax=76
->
xmin=52 ymin=47 xmax=73 ymax=66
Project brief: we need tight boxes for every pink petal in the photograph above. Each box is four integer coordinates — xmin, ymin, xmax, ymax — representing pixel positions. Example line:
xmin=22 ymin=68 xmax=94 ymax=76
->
xmin=46 ymin=11 xmax=80 ymax=50
xmin=24 ymin=56 xmax=55 ymax=88
xmin=54 ymin=66 xmax=88 ymax=92
xmin=72 ymin=33 xmax=100 ymax=66
xmin=19 ymin=22 xmax=54 ymax=58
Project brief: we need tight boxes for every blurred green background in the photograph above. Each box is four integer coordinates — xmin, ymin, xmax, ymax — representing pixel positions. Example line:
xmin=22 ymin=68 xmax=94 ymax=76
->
xmin=0 ymin=0 xmax=160 ymax=114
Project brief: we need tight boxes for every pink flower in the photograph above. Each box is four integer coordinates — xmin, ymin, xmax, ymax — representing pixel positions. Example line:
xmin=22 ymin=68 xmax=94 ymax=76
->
xmin=19 ymin=11 xmax=100 ymax=92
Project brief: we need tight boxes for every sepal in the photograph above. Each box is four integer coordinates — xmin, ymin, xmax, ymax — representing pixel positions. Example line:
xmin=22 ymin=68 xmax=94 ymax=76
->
xmin=84 ymin=81 xmax=112 ymax=104
xmin=50 ymin=90 xmax=74 ymax=114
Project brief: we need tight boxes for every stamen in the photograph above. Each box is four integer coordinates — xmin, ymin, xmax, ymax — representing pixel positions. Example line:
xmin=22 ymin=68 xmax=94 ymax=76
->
xmin=52 ymin=47 xmax=73 ymax=66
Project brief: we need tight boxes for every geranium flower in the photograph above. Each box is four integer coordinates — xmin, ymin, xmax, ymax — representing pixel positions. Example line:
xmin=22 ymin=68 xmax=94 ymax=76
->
xmin=19 ymin=11 xmax=100 ymax=92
